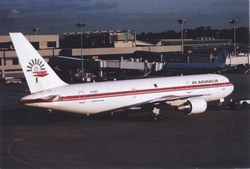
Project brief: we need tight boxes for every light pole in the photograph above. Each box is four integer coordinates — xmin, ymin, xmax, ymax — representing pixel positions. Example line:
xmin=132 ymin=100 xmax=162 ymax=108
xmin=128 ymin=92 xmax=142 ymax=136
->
xmin=31 ymin=27 xmax=39 ymax=49
xmin=75 ymin=22 xmax=85 ymax=80
xmin=230 ymin=18 xmax=239 ymax=56
xmin=177 ymin=19 xmax=187 ymax=54
xmin=184 ymin=29 xmax=188 ymax=39
xmin=216 ymin=31 xmax=219 ymax=39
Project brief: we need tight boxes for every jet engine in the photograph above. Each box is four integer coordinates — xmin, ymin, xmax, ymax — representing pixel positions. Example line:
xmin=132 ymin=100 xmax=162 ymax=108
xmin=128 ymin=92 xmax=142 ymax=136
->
xmin=178 ymin=97 xmax=207 ymax=114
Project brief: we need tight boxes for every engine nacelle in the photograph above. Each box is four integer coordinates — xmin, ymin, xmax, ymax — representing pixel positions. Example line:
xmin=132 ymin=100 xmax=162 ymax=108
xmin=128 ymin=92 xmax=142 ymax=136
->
xmin=178 ymin=97 xmax=207 ymax=114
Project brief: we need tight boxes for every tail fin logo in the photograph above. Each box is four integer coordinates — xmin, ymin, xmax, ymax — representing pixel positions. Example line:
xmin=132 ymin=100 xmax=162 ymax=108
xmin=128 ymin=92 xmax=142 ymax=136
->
xmin=26 ymin=58 xmax=49 ymax=77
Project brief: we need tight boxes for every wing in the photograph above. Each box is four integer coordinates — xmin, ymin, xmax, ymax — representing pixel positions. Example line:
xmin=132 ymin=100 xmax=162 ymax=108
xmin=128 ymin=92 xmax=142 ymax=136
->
xmin=111 ymin=93 xmax=210 ymax=113
xmin=148 ymin=94 xmax=206 ymax=104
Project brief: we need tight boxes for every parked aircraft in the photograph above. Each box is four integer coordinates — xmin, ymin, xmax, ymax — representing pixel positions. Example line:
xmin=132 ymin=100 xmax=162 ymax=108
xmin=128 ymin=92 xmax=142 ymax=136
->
xmin=163 ymin=47 xmax=229 ymax=74
xmin=10 ymin=33 xmax=234 ymax=120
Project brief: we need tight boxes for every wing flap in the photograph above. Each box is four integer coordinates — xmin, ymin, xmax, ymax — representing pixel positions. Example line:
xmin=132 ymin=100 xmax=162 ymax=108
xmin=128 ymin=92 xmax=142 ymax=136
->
xmin=148 ymin=94 xmax=206 ymax=104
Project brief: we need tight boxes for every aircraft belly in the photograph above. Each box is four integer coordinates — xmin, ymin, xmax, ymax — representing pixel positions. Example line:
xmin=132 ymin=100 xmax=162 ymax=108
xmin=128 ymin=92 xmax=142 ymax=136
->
xmin=33 ymin=95 xmax=155 ymax=114
xmin=81 ymin=95 xmax=155 ymax=114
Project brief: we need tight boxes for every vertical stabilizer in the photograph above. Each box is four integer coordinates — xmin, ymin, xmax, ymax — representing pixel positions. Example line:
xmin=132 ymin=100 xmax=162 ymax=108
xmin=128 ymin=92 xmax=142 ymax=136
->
xmin=10 ymin=33 xmax=68 ymax=93
xmin=214 ymin=47 xmax=228 ymax=66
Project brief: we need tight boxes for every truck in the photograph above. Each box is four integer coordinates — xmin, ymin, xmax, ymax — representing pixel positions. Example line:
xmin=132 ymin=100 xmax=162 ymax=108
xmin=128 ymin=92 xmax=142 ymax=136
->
xmin=4 ymin=77 xmax=22 ymax=84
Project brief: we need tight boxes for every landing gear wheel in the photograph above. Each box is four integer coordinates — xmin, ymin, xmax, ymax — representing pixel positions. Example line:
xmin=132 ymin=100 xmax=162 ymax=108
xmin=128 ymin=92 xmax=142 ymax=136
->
xmin=151 ymin=107 xmax=165 ymax=121
xmin=241 ymin=102 xmax=248 ymax=110
xmin=152 ymin=114 xmax=165 ymax=121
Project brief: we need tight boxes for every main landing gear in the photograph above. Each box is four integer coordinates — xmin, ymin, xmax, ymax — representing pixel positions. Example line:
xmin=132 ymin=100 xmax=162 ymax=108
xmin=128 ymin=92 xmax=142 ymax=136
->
xmin=218 ymin=98 xmax=225 ymax=107
xmin=152 ymin=107 xmax=165 ymax=121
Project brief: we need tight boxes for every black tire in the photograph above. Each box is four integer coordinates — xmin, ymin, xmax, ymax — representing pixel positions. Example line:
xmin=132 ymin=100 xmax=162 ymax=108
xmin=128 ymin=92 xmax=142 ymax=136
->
xmin=150 ymin=114 xmax=165 ymax=121
xmin=241 ymin=102 xmax=248 ymax=110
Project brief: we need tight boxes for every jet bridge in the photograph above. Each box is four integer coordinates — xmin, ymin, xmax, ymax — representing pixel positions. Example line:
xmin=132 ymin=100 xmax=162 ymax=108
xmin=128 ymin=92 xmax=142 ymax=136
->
xmin=98 ymin=59 xmax=164 ymax=72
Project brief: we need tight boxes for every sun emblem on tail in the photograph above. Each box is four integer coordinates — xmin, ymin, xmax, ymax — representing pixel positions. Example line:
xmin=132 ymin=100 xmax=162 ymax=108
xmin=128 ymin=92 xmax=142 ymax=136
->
xmin=27 ymin=58 xmax=48 ymax=77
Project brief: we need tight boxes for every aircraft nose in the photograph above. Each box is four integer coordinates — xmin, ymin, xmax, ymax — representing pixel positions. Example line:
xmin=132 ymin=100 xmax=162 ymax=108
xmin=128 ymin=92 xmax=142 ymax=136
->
xmin=230 ymin=83 xmax=234 ymax=94
xmin=227 ymin=82 xmax=234 ymax=96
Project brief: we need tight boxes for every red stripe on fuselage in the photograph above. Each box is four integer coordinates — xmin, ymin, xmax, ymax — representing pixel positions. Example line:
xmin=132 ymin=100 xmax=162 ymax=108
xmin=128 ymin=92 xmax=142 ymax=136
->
xmin=21 ymin=82 xmax=233 ymax=104
xmin=60 ymin=82 xmax=233 ymax=101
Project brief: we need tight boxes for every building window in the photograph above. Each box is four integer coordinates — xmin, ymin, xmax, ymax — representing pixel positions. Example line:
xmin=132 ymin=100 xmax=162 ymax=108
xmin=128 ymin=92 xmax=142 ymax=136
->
xmin=31 ymin=42 xmax=39 ymax=50
xmin=12 ymin=58 xmax=19 ymax=65
xmin=47 ymin=41 xmax=56 ymax=48
xmin=0 ymin=42 xmax=11 ymax=49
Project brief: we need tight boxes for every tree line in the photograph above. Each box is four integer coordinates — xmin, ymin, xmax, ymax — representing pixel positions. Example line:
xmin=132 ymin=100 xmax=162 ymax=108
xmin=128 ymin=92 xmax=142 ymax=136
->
xmin=137 ymin=26 xmax=249 ymax=44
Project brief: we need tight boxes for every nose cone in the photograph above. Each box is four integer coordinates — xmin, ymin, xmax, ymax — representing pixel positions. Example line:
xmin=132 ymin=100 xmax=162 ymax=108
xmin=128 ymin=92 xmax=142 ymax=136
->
xmin=229 ymin=83 xmax=234 ymax=95
xmin=222 ymin=75 xmax=234 ymax=96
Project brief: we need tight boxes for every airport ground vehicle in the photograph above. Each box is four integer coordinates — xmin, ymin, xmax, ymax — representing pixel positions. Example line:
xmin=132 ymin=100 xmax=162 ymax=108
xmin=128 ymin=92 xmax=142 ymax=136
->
xmin=4 ymin=77 xmax=22 ymax=84
xmin=233 ymin=99 xmax=250 ymax=109
xmin=219 ymin=99 xmax=250 ymax=110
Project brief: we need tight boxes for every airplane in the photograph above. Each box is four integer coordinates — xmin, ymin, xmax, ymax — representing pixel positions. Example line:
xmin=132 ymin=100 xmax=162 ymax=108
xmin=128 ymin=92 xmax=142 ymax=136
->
xmin=162 ymin=47 xmax=230 ymax=75
xmin=10 ymin=33 xmax=234 ymax=120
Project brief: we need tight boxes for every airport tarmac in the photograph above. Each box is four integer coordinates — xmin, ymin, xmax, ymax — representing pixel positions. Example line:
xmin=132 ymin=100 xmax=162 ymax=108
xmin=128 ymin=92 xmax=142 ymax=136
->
xmin=1 ymin=74 xmax=250 ymax=168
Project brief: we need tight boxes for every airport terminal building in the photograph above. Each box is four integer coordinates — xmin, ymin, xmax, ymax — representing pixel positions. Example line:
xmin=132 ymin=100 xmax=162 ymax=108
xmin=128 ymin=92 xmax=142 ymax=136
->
xmin=0 ymin=34 xmax=60 ymax=78
xmin=0 ymin=30 xmax=234 ymax=79
xmin=0 ymin=30 xmax=180 ymax=79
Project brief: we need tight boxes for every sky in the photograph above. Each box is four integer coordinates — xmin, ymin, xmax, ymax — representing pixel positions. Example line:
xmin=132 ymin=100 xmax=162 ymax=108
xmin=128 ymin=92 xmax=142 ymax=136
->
xmin=0 ymin=0 xmax=249 ymax=35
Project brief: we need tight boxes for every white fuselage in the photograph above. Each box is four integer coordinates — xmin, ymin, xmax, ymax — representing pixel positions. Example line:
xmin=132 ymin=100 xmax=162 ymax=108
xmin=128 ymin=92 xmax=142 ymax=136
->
xmin=21 ymin=74 xmax=234 ymax=115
